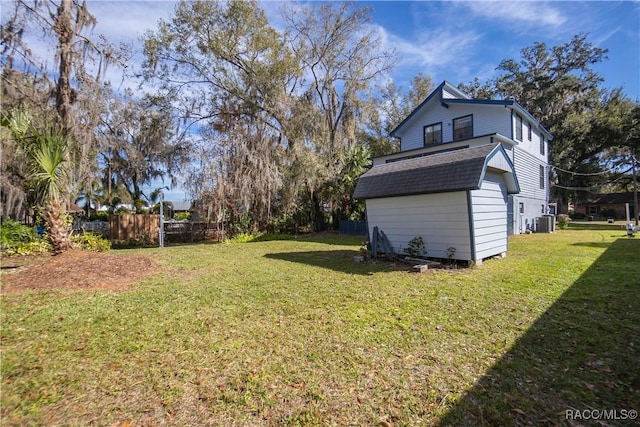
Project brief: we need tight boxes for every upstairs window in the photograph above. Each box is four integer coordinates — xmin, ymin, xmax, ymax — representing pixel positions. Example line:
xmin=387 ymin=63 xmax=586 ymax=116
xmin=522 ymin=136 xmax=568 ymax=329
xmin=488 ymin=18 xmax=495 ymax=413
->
xmin=453 ymin=115 xmax=473 ymax=141
xmin=423 ymin=122 xmax=442 ymax=146
xmin=540 ymin=137 xmax=545 ymax=155
xmin=515 ymin=114 xmax=523 ymax=141
xmin=528 ymin=123 xmax=532 ymax=140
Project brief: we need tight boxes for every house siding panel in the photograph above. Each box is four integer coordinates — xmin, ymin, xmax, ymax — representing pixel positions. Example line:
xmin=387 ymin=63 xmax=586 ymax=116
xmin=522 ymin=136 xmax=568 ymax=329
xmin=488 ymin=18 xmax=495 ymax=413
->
xmin=401 ymin=104 xmax=512 ymax=152
xmin=365 ymin=192 xmax=472 ymax=260
xmin=513 ymin=147 xmax=547 ymax=200
xmin=470 ymin=172 xmax=508 ymax=259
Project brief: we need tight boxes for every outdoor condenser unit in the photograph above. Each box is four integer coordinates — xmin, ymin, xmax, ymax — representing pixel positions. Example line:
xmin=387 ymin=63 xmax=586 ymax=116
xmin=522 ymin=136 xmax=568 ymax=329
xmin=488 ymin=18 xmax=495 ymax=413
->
xmin=537 ymin=215 xmax=555 ymax=233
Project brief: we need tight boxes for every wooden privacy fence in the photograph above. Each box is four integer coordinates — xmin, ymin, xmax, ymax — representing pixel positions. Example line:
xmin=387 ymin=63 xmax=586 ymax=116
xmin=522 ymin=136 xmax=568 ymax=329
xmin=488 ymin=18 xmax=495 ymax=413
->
xmin=109 ymin=214 xmax=159 ymax=243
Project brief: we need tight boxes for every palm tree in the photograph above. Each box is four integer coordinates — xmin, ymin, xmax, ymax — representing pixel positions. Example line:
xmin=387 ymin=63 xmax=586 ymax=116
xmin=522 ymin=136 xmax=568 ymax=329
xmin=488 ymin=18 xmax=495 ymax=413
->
xmin=27 ymin=133 xmax=72 ymax=253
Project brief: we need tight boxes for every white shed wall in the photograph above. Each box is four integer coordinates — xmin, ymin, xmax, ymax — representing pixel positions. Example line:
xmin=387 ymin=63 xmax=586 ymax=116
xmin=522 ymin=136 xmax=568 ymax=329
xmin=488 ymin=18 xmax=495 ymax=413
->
xmin=470 ymin=172 xmax=509 ymax=259
xmin=365 ymin=192 xmax=472 ymax=260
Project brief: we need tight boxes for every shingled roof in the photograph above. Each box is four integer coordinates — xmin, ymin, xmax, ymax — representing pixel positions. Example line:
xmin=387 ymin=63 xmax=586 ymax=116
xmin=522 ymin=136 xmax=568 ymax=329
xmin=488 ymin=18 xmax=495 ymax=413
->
xmin=354 ymin=143 xmax=517 ymax=200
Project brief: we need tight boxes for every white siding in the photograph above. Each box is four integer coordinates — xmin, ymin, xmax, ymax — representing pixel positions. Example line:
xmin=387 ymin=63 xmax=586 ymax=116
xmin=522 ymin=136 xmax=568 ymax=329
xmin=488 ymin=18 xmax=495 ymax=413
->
xmin=470 ymin=172 xmax=508 ymax=259
xmin=365 ymin=192 xmax=472 ymax=260
xmin=511 ymin=113 xmax=547 ymax=163
xmin=513 ymin=147 xmax=547 ymax=200
xmin=400 ymin=104 xmax=512 ymax=152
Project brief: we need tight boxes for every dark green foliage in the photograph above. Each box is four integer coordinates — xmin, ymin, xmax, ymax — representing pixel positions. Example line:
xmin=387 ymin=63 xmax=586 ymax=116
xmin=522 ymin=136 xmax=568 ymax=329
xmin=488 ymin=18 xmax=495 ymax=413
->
xmin=0 ymin=220 xmax=51 ymax=255
xmin=0 ymin=220 xmax=39 ymax=249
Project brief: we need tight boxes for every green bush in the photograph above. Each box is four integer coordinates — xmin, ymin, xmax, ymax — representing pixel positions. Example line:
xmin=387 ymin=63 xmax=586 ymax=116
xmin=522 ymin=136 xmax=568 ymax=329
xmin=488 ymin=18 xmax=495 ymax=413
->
xmin=405 ymin=236 xmax=426 ymax=257
xmin=89 ymin=211 xmax=109 ymax=221
xmin=71 ymin=232 xmax=111 ymax=252
xmin=174 ymin=211 xmax=191 ymax=221
xmin=3 ymin=240 xmax=52 ymax=256
xmin=1 ymin=220 xmax=39 ymax=249
xmin=223 ymin=232 xmax=295 ymax=244
xmin=557 ymin=214 xmax=571 ymax=229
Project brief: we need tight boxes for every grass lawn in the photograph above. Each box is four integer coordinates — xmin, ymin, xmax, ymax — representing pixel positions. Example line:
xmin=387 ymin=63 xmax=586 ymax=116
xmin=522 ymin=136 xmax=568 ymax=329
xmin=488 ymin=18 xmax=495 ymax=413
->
xmin=2 ymin=224 xmax=639 ymax=426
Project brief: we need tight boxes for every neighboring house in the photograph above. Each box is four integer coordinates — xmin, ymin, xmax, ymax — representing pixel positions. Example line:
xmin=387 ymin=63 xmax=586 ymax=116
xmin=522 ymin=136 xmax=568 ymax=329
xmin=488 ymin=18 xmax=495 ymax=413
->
xmin=354 ymin=81 xmax=553 ymax=263
xmin=574 ymin=192 xmax=638 ymax=220
xmin=164 ymin=200 xmax=192 ymax=220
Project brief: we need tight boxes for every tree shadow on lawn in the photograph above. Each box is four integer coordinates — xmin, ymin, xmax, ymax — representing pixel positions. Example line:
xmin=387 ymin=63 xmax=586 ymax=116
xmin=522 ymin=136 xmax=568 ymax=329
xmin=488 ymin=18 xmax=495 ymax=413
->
xmin=264 ymin=250 xmax=406 ymax=276
xmin=439 ymin=237 xmax=640 ymax=426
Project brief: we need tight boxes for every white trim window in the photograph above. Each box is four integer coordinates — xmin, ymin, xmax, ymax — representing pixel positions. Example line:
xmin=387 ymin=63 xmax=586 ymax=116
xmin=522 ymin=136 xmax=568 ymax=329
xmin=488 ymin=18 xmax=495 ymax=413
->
xmin=424 ymin=122 xmax=442 ymax=146
xmin=453 ymin=115 xmax=473 ymax=141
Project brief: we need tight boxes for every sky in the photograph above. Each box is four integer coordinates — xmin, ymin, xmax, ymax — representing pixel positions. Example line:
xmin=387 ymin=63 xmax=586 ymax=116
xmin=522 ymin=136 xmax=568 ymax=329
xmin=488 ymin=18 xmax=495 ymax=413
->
xmin=9 ymin=0 xmax=640 ymax=201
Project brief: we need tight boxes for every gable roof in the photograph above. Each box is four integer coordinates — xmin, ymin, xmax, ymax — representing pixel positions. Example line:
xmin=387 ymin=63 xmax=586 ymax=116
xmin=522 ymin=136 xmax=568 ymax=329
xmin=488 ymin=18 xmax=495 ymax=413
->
xmin=354 ymin=143 xmax=519 ymax=200
xmin=390 ymin=81 xmax=553 ymax=141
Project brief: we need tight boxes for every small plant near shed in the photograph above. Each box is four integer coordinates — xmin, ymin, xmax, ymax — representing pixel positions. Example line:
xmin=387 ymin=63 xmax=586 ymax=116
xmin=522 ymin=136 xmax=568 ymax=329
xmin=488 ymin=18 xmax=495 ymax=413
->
xmin=405 ymin=236 xmax=426 ymax=257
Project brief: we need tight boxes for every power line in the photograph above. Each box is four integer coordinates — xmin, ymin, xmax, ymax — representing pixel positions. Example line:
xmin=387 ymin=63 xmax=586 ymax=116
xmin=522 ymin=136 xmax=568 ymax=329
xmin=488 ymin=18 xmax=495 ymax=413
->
xmin=551 ymin=165 xmax=621 ymax=176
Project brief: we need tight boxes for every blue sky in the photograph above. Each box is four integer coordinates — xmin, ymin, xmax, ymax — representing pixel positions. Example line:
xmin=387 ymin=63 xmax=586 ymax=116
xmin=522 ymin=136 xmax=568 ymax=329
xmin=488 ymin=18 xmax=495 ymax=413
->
xmin=16 ymin=0 xmax=640 ymax=201
xmin=84 ymin=0 xmax=639 ymax=98
xmin=358 ymin=1 xmax=639 ymax=97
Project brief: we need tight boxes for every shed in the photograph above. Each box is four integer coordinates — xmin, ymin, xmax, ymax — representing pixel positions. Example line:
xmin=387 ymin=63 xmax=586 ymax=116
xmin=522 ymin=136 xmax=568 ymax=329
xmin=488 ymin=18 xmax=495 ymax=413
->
xmin=354 ymin=143 xmax=519 ymax=263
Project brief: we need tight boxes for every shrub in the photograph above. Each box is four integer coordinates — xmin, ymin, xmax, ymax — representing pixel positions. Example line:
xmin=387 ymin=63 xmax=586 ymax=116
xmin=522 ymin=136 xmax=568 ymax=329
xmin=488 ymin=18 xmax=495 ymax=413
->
xmin=223 ymin=232 xmax=259 ymax=243
xmin=1 ymin=220 xmax=39 ymax=249
xmin=3 ymin=240 xmax=52 ymax=256
xmin=174 ymin=211 xmax=191 ymax=221
xmin=405 ymin=236 xmax=426 ymax=257
xmin=71 ymin=232 xmax=111 ymax=252
xmin=89 ymin=211 xmax=109 ymax=222
xmin=223 ymin=232 xmax=295 ymax=243
xmin=557 ymin=214 xmax=571 ymax=229
xmin=0 ymin=220 xmax=50 ymax=255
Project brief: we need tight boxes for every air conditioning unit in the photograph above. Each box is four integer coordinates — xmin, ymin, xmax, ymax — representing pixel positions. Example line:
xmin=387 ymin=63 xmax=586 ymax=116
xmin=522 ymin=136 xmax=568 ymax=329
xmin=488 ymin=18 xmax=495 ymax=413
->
xmin=537 ymin=215 xmax=555 ymax=233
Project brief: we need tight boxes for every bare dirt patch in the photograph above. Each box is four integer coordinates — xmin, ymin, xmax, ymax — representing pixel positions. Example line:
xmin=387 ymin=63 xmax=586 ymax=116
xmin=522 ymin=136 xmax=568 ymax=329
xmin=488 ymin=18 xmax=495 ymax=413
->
xmin=1 ymin=249 xmax=157 ymax=294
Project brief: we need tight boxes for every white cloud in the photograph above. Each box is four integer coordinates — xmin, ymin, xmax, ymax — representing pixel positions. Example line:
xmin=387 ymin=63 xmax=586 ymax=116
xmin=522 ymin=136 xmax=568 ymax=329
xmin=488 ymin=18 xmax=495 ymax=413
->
xmin=463 ymin=1 xmax=566 ymax=27
xmin=375 ymin=23 xmax=482 ymax=82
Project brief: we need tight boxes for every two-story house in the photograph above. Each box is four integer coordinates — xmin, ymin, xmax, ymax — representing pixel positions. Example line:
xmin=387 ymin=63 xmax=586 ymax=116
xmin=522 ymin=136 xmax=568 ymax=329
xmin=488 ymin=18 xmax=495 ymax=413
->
xmin=354 ymin=81 xmax=553 ymax=263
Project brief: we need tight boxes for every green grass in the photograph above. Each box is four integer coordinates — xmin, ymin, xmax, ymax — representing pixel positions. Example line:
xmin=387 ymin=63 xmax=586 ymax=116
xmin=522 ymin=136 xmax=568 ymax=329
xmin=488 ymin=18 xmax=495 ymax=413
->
xmin=1 ymin=229 xmax=639 ymax=426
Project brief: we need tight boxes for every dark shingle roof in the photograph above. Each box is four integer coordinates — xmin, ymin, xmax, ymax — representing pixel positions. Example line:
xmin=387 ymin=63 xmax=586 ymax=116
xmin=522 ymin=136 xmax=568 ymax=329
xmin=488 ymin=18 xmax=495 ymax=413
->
xmin=592 ymin=192 xmax=636 ymax=204
xmin=354 ymin=144 xmax=499 ymax=200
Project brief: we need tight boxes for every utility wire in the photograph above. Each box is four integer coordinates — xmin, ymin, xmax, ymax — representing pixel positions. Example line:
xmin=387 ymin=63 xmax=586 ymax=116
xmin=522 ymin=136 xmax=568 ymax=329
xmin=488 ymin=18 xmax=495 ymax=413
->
xmin=550 ymin=165 xmax=630 ymax=176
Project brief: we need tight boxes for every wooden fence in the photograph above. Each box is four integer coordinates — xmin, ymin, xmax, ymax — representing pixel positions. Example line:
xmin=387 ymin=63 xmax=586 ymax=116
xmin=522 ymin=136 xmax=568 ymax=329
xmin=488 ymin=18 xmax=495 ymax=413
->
xmin=109 ymin=214 xmax=159 ymax=243
xmin=108 ymin=214 xmax=227 ymax=244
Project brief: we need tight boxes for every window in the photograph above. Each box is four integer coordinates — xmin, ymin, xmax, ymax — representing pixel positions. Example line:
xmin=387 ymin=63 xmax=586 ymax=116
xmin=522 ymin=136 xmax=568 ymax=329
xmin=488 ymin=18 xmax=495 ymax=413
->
xmin=423 ymin=122 xmax=442 ymax=146
xmin=540 ymin=137 xmax=545 ymax=155
xmin=519 ymin=202 xmax=524 ymax=214
xmin=539 ymin=165 xmax=545 ymax=189
xmin=528 ymin=123 xmax=532 ymax=141
xmin=515 ymin=114 xmax=523 ymax=141
xmin=453 ymin=115 xmax=473 ymax=141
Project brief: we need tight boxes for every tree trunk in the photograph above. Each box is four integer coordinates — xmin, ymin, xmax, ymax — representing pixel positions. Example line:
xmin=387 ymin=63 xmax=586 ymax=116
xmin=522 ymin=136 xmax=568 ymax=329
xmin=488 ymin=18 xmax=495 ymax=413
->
xmin=311 ymin=192 xmax=326 ymax=232
xmin=46 ymin=200 xmax=72 ymax=253
xmin=54 ymin=0 xmax=74 ymax=135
